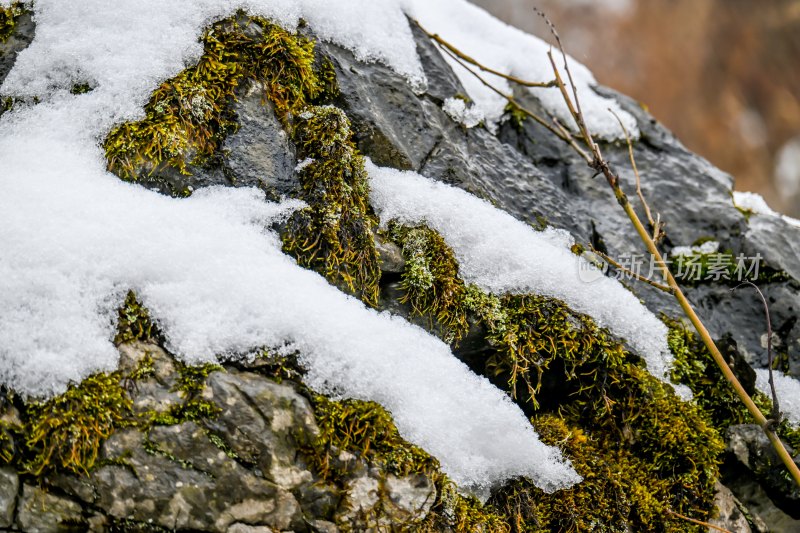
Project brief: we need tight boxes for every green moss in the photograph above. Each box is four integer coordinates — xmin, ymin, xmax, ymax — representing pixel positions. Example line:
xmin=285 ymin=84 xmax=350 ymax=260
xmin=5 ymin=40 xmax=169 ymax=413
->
xmin=669 ymin=318 xmax=800 ymax=456
xmin=282 ymin=105 xmax=381 ymax=304
xmin=386 ymin=223 xmax=724 ymax=529
xmin=115 ymin=291 xmax=159 ymax=345
xmin=149 ymin=361 xmax=222 ymax=426
xmin=387 ymin=222 xmax=469 ymax=342
xmin=491 ymin=415 xmax=710 ymax=533
xmin=103 ymin=14 xmax=322 ymax=184
xmin=0 ymin=2 xmax=24 ymax=44
xmin=305 ymin=394 xmax=438 ymax=482
xmin=421 ymin=479 xmax=510 ymax=533
xmin=21 ymin=373 xmax=133 ymax=476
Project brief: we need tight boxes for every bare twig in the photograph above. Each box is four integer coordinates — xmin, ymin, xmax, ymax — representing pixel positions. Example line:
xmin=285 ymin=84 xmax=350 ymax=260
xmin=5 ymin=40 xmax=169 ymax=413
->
xmin=589 ymin=246 xmax=674 ymax=294
xmin=731 ymin=281 xmax=781 ymax=423
xmin=413 ymin=21 xmax=557 ymax=89
xmin=539 ymin=11 xmax=800 ymax=488
xmin=666 ymin=509 xmax=732 ymax=533
xmin=609 ymin=109 xmax=662 ymax=243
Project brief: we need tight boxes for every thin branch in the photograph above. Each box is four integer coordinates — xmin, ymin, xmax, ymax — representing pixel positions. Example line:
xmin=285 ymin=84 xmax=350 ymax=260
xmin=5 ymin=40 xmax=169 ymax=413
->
xmin=589 ymin=246 xmax=674 ymax=294
xmin=666 ymin=509 xmax=732 ymax=533
xmin=538 ymin=8 xmax=800 ymax=487
xmin=413 ymin=21 xmax=557 ymax=89
xmin=731 ymin=281 xmax=781 ymax=423
xmin=609 ymin=108 xmax=662 ymax=243
xmin=433 ymin=39 xmax=592 ymax=163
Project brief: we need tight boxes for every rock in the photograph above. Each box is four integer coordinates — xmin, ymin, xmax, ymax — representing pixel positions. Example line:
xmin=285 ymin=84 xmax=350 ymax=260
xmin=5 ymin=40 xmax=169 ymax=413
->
xmin=709 ymin=481 xmax=752 ymax=533
xmin=374 ymin=233 xmax=406 ymax=273
xmin=725 ymin=424 xmax=800 ymax=524
xmin=0 ymin=10 xmax=34 ymax=86
xmin=383 ymin=473 xmax=436 ymax=520
xmin=16 ymin=484 xmax=85 ymax=533
xmin=0 ymin=467 xmax=18 ymax=528
xmin=202 ymin=368 xmax=317 ymax=490
xmin=222 ymin=79 xmax=297 ymax=195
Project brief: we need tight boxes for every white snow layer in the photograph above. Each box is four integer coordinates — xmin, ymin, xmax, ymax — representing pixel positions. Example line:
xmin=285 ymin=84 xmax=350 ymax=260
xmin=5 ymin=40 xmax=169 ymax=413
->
xmin=0 ymin=0 xmax=588 ymax=492
xmin=755 ymin=369 xmax=800 ymax=428
xmin=733 ymin=191 xmax=800 ymax=229
xmin=442 ymin=97 xmax=485 ymax=128
xmin=368 ymin=162 xmax=682 ymax=389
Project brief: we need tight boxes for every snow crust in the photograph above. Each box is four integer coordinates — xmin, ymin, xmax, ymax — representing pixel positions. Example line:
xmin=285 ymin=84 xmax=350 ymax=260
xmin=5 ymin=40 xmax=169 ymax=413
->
xmin=733 ymin=191 xmax=800 ymax=228
xmin=672 ymin=241 xmax=719 ymax=257
xmin=442 ymin=97 xmax=484 ymax=128
xmin=368 ymin=162 xmax=681 ymax=387
xmin=755 ymin=369 xmax=800 ymax=428
xmin=0 ymin=0 xmax=586 ymax=492
xmin=403 ymin=0 xmax=639 ymax=137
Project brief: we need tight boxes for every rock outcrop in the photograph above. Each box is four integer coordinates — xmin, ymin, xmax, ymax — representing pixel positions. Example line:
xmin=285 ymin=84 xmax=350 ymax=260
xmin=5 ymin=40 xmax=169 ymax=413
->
xmin=2 ymin=4 xmax=800 ymax=532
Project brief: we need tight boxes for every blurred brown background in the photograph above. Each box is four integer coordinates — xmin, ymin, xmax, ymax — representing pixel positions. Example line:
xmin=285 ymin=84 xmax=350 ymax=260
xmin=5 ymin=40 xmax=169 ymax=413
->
xmin=471 ymin=0 xmax=800 ymax=217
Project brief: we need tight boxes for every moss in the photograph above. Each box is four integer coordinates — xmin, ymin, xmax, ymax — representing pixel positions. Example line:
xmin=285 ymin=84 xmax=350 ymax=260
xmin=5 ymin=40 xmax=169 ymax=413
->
xmin=490 ymin=415 xmax=709 ymax=533
xmin=669 ymin=318 xmax=800 ymax=456
xmin=0 ymin=2 xmax=24 ymax=44
xmin=386 ymin=222 xmax=724 ymax=529
xmin=115 ymin=291 xmax=159 ymax=345
xmin=282 ymin=105 xmax=381 ymax=305
xmin=387 ymin=222 xmax=470 ymax=342
xmin=103 ymin=14 xmax=322 ymax=184
xmin=421 ymin=479 xmax=510 ymax=533
xmin=305 ymin=394 xmax=438 ymax=482
xmin=149 ymin=361 xmax=222 ymax=426
xmin=20 ymin=373 xmax=133 ymax=476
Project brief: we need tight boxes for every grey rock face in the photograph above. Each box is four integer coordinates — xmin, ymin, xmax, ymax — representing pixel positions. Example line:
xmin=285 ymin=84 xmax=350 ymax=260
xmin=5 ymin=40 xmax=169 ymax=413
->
xmin=0 ymin=467 xmax=18 ymax=528
xmin=16 ymin=484 xmax=85 ymax=533
xmin=0 ymin=10 xmax=34 ymax=87
xmin=725 ymin=424 xmax=800 ymax=530
xmin=17 ymin=343 xmax=437 ymax=532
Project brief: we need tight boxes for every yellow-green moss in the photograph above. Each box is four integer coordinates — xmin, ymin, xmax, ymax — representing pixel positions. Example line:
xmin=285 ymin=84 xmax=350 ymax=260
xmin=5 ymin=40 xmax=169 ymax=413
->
xmin=420 ymin=479 xmax=510 ymax=533
xmin=115 ymin=291 xmax=159 ymax=345
xmin=669 ymin=319 xmax=800 ymax=454
xmin=0 ymin=2 xmax=24 ymax=44
xmin=20 ymin=373 xmax=133 ymax=476
xmin=148 ymin=361 xmax=222 ymax=426
xmin=103 ymin=14 xmax=321 ymax=184
xmin=282 ymin=105 xmax=381 ymax=305
xmin=387 ymin=222 xmax=724 ymax=529
xmin=491 ymin=415 xmax=709 ymax=533
xmin=387 ymin=222 xmax=469 ymax=341
xmin=306 ymin=394 xmax=439 ymax=482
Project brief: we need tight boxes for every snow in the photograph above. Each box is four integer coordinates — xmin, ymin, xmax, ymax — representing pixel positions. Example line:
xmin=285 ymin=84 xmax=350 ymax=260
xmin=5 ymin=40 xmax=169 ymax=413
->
xmin=672 ymin=241 xmax=719 ymax=257
xmin=0 ymin=0 xmax=586 ymax=493
xmin=755 ymin=369 xmax=800 ymax=428
xmin=733 ymin=191 xmax=800 ymax=229
xmin=442 ymin=96 xmax=484 ymax=128
xmin=368 ymin=162 xmax=685 ymax=393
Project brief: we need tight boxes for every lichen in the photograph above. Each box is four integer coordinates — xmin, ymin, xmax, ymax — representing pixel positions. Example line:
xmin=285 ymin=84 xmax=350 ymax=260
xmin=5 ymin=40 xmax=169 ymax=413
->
xmin=0 ymin=2 xmax=24 ymax=44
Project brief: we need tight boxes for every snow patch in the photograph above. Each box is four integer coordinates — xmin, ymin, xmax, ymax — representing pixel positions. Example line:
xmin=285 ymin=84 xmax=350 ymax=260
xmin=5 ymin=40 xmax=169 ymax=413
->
xmin=733 ymin=191 xmax=800 ymax=228
xmin=672 ymin=241 xmax=719 ymax=257
xmin=755 ymin=369 xmax=800 ymax=428
xmin=442 ymin=96 xmax=484 ymax=128
xmin=368 ymin=161 xmax=683 ymax=391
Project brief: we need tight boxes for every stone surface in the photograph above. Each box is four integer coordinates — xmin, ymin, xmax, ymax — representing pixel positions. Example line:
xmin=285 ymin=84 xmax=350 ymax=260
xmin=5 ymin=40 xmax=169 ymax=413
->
xmin=16 ymin=484 xmax=85 ymax=533
xmin=0 ymin=467 xmax=18 ymax=528
xmin=709 ymin=481 xmax=752 ymax=533
xmin=0 ymin=11 xmax=34 ymax=86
